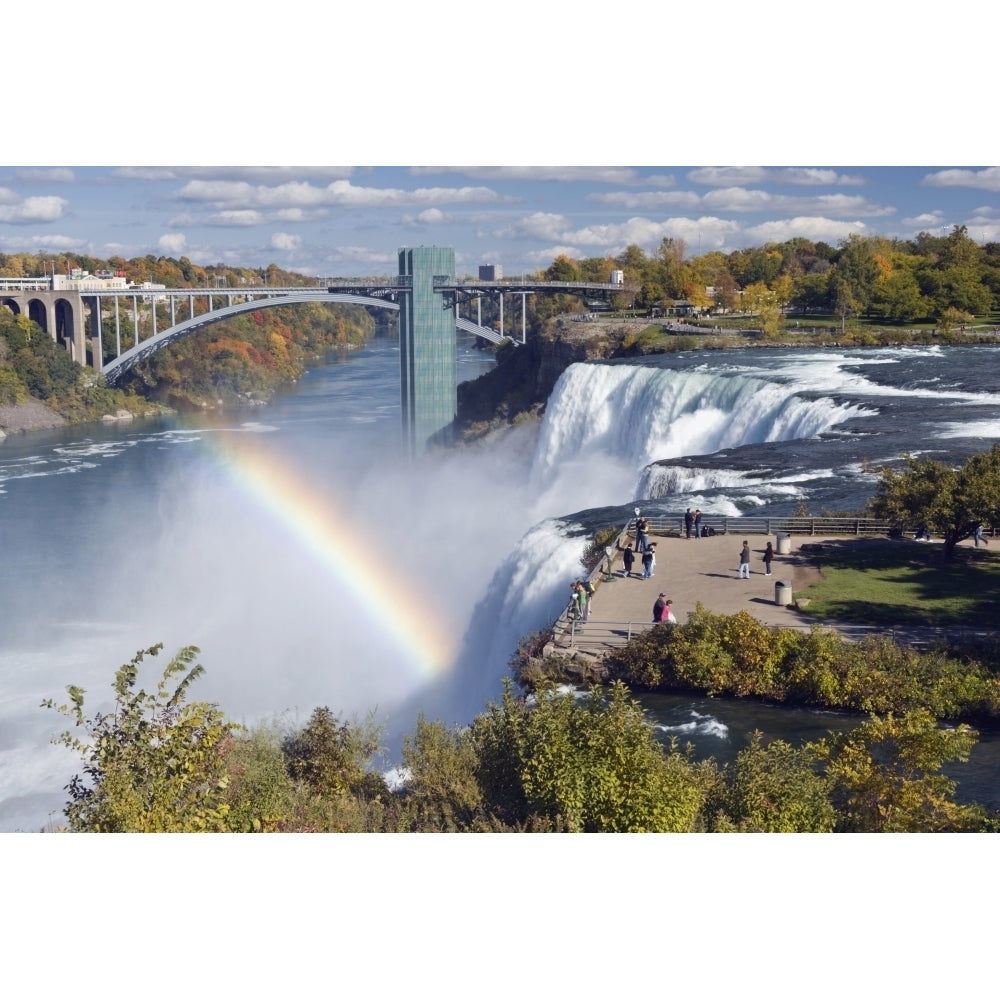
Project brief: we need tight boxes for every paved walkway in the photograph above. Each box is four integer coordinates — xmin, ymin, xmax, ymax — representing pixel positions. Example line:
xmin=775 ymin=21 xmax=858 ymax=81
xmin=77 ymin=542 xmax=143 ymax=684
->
xmin=552 ymin=532 xmax=995 ymax=656
xmin=551 ymin=533 xmax=872 ymax=655
xmin=586 ymin=533 xmax=819 ymax=631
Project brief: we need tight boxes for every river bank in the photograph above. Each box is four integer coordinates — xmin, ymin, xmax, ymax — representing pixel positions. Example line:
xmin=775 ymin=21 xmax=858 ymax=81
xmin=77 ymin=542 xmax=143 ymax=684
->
xmin=0 ymin=401 xmax=66 ymax=438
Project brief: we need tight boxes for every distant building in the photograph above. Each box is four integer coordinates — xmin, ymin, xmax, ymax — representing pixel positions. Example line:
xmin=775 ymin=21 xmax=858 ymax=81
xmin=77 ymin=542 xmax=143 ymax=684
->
xmin=53 ymin=271 xmax=130 ymax=291
xmin=610 ymin=269 xmax=624 ymax=286
xmin=478 ymin=264 xmax=502 ymax=281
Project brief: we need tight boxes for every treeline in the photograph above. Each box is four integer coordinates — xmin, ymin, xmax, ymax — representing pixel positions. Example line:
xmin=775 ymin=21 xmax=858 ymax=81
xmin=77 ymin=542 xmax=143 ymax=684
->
xmin=0 ymin=251 xmax=321 ymax=291
xmin=42 ymin=638 xmax=999 ymax=833
xmin=133 ymin=300 xmax=375 ymax=411
xmin=537 ymin=225 xmax=1000 ymax=332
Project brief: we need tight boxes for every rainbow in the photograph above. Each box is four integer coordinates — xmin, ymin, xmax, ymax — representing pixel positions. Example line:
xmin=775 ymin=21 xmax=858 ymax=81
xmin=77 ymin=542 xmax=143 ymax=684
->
xmin=204 ymin=428 xmax=457 ymax=681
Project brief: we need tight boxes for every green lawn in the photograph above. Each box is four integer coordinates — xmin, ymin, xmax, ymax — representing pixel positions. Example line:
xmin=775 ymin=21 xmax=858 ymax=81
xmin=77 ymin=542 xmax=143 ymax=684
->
xmin=794 ymin=539 xmax=1000 ymax=626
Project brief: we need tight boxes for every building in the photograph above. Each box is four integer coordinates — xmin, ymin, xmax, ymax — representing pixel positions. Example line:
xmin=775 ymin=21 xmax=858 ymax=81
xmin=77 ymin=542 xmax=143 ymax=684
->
xmin=478 ymin=264 xmax=502 ymax=281
xmin=399 ymin=247 xmax=457 ymax=455
xmin=53 ymin=271 xmax=130 ymax=292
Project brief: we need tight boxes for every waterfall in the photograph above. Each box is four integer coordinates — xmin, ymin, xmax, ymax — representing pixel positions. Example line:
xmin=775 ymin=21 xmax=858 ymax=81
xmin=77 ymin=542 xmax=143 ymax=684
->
xmin=530 ymin=362 xmax=871 ymax=484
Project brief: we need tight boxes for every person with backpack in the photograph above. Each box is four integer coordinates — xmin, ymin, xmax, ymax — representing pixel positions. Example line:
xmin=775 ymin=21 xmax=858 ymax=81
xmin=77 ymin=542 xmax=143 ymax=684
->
xmin=582 ymin=579 xmax=595 ymax=620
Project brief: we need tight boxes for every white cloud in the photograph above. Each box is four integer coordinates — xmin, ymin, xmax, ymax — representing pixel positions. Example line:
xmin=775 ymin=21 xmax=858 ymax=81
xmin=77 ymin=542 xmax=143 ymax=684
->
xmin=409 ymin=166 xmax=673 ymax=186
xmin=742 ymin=216 xmax=866 ymax=244
xmin=496 ymin=212 xmax=742 ymax=254
xmin=494 ymin=212 xmax=572 ymax=241
xmin=687 ymin=167 xmax=772 ymax=187
xmin=173 ymin=178 xmax=506 ymax=211
xmin=400 ymin=207 xmax=453 ymax=229
xmin=923 ymin=167 xmax=1000 ymax=191
xmin=701 ymin=188 xmax=893 ymax=217
xmin=688 ymin=166 xmax=865 ymax=188
xmin=207 ymin=210 xmax=265 ymax=227
xmin=587 ymin=190 xmax=701 ymax=211
xmin=269 ymin=232 xmax=301 ymax=252
xmin=588 ymin=186 xmax=890 ymax=218
xmin=13 ymin=168 xmax=75 ymax=183
xmin=901 ymin=211 xmax=946 ymax=228
xmin=157 ymin=232 xmax=187 ymax=254
xmin=0 ymin=195 xmax=67 ymax=223
xmin=114 ymin=166 xmax=354 ymax=184
xmin=778 ymin=168 xmax=865 ymax=186
xmin=0 ymin=233 xmax=85 ymax=251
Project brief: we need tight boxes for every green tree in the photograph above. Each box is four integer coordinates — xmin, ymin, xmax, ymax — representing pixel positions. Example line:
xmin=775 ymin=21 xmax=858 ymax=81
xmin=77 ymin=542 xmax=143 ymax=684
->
xmin=708 ymin=733 xmax=836 ymax=832
xmin=545 ymin=254 xmax=580 ymax=282
xmin=470 ymin=680 xmax=709 ymax=832
xmin=41 ymin=644 xmax=236 ymax=832
xmin=220 ymin=719 xmax=298 ymax=832
xmin=789 ymin=272 xmax=830 ymax=314
xmin=401 ymin=715 xmax=484 ymax=831
xmin=811 ymin=710 xmax=981 ymax=832
xmin=282 ymin=706 xmax=387 ymax=800
xmin=872 ymin=265 xmax=929 ymax=324
xmin=868 ymin=444 xmax=1000 ymax=558
xmin=833 ymin=234 xmax=884 ymax=318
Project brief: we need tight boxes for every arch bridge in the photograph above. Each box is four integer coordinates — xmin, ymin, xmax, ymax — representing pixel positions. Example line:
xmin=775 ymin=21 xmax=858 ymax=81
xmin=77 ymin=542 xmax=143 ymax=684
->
xmin=1 ymin=252 xmax=623 ymax=453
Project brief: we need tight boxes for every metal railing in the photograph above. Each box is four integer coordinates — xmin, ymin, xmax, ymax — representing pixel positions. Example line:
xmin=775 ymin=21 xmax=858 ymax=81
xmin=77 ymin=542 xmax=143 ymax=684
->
xmin=629 ymin=514 xmax=898 ymax=538
xmin=554 ymin=615 xmax=654 ymax=652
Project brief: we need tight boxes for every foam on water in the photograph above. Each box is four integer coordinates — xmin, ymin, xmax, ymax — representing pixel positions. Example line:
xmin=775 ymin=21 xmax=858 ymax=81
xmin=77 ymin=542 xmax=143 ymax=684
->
xmin=655 ymin=710 xmax=730 ymax=740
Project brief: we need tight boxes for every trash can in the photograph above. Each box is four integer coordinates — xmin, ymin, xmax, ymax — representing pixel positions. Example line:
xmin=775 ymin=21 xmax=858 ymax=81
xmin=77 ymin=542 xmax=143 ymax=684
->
xmin=776 ymin=532 xmax=792 ymax=555
xmin=774 ymin=579 xmax=793 ymax=606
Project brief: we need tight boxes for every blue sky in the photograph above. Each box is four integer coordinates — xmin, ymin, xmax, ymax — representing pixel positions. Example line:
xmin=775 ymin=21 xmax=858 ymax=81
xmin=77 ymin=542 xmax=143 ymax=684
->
xmin=3 ymin=165 xmax=999 ymax=279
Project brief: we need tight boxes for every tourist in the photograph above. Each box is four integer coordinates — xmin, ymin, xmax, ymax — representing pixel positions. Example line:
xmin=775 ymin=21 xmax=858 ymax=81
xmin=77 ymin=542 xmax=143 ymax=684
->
xmin=974 ymin=524 xmax=989 ymax=547
xmin=693 ymin=509 xmax=702 ymax=538
xmin=622 ymin=544 xmax=635 ymax=578
xmin=762 ymin=541 xmax=774 ymax=576
xmin=635 ymin=514 xmax=650 ymax=553
xmin=641 ymin=546 xmax=654 ymax=579
xmin=660 ymin=598 xmax=677 ymax=624
xmin=738 ymin=540 xmax=751 ymax=578
xmin=684 ymin=508 xmax=693 ymax=538
xmin=652 ymin=593 xmax=666 ymax=622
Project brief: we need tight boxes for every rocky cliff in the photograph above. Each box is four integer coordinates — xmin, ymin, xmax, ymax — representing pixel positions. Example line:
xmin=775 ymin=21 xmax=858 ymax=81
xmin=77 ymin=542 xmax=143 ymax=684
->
xmin=455 ymin=317 xmax=640 ymax=439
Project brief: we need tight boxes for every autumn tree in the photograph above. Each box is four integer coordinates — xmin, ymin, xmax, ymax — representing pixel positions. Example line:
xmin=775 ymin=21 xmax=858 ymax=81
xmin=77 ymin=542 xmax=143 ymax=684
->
xmin=811 ymin=710 xmax=981 ymax=832
xmin=742 ymin=282 xmax=783 ymax=338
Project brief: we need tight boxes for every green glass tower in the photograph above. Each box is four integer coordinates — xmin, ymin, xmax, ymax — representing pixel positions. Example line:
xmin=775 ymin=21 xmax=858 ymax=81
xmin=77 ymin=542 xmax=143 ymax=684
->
xmin=398 ymin=246 xmax=456 ymax=455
